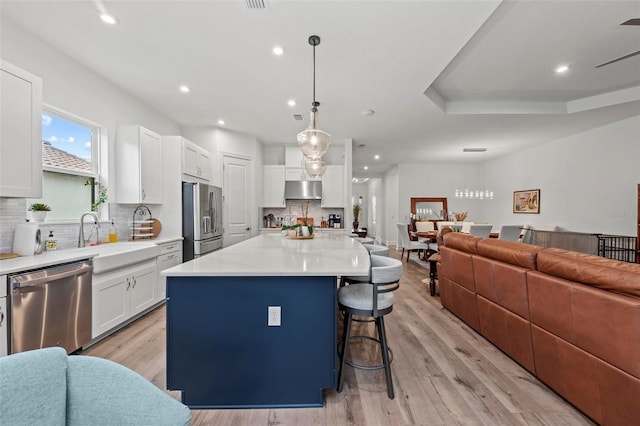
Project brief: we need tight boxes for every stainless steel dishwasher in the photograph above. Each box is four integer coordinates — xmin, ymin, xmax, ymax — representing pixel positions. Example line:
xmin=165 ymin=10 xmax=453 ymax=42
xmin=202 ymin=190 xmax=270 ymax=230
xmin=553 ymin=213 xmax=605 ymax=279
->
xmin=9 ymin=260 xmax=93 ymax=354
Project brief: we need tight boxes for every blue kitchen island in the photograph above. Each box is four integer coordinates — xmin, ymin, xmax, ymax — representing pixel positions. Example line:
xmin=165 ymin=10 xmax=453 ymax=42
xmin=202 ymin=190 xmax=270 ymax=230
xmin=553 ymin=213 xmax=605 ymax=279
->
xmin=163 ymin=233 xmax=370 ymax=408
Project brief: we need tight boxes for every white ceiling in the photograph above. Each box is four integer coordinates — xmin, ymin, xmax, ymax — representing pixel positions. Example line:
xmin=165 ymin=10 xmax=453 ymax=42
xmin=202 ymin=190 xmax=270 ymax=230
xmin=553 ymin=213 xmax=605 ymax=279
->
xmin=2 ymin=0 xmax=639 ymax=179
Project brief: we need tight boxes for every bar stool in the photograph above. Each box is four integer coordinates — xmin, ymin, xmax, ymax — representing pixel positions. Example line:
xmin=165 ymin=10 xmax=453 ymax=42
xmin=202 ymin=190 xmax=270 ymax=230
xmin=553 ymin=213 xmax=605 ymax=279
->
xmin=362 ymin=243 xmax=389 ymax=257
xmin=353 ymin=237 xmax=374 ymax=245
xmin=337 ymin=255 xmax=403 ymax=399
xmin=340 ymin=243 xmax=389 ymax=286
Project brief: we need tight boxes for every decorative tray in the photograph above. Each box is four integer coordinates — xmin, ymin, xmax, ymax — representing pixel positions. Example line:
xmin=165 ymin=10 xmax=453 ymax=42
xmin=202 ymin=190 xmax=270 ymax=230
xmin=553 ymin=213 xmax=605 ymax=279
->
xmin=286 ymin=234 xmax=315 ymax=240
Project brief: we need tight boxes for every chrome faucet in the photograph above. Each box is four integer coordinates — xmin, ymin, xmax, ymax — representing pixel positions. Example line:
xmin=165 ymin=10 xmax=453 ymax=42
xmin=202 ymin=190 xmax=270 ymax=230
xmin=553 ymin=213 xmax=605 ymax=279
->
xmin=78 ymin=212 xmax=100 ymax=247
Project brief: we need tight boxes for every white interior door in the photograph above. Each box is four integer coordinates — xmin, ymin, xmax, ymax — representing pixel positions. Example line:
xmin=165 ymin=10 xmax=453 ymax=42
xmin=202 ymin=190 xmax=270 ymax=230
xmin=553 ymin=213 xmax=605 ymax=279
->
xmin=223 ymin=155 xmax=251 ymax=246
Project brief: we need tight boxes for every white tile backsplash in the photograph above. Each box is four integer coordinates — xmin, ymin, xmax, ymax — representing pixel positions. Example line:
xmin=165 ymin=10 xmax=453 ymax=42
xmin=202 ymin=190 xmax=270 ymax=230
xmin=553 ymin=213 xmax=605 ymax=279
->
xmin=262 ymin=200 xmax=344 ymax=228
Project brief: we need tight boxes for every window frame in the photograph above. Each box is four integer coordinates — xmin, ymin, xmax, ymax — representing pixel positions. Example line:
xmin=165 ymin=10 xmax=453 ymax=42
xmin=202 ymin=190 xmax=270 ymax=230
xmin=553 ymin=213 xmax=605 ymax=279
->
xmin=32 ymin=104 xmax=107 ymax=223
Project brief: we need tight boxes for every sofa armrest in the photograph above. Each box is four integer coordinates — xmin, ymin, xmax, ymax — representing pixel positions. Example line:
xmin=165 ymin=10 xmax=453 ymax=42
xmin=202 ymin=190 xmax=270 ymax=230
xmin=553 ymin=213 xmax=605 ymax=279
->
xmin=0 ymin=347 xmax=67 ymax=425
xmin=66 ymin=355 xmax=191 ymax=426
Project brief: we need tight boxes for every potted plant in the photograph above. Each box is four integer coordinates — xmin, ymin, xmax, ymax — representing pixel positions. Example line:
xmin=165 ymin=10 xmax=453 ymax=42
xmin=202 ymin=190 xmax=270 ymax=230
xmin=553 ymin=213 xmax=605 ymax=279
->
xmin=85 ymin=179 xmax=107 ymax=212
xmin=352 ymin=204 xmax=361 ymax=231
xmin=30 ymin=203 xmax=51 ymax=222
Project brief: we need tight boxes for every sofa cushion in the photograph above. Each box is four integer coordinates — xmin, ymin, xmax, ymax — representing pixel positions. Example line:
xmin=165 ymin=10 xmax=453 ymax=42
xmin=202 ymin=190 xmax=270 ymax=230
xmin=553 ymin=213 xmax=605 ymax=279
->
xmin=442 ymin=232 xmax=480 ymax=254
xmin=477 ymin=296 xmax=535 ymax=373
xmin=537 ymin=248 xmax=640 ymax=297
xmin=476 ymin=239 xmax=543 ymax=270
xmin=531 ymin=325 xmax=603 ymax=424
xmin=67 ymin=355 xmax=192 ymax=426
xmin=0 ymin=347 xmax=67 ymax=425
xmin=439 ymin=246 xmax=476 ymax=292
xmin=473 ymin=256 xmax=530 ymax=319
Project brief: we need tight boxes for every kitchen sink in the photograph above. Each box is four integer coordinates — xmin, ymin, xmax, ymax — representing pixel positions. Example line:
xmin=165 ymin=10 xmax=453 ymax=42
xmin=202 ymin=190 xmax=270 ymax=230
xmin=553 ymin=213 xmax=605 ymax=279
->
xmin=87 ymin=242 xmax=160 ymax=274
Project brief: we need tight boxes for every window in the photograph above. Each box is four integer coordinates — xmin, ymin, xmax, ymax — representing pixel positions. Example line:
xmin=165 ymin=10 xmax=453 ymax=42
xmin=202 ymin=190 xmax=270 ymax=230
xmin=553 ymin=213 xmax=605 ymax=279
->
xmin=27 ymin=107 xmax=103 ymax=221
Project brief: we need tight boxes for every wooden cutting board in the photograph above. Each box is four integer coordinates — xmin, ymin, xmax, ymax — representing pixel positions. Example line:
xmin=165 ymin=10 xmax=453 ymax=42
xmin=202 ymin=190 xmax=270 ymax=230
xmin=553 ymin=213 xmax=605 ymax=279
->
xmin=151 ymin=218 xmax=162 ymax=238
xmin=0 ymin=252 xmax=20 ymax=260
xmin=296 ymin=217 xmax=314 ymax=226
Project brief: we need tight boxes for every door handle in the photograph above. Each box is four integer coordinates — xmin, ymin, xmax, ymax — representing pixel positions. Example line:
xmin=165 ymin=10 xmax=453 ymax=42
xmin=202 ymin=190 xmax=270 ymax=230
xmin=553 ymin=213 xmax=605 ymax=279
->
xmin=245 ymin=227 xmax=251 ymax=231
xmin=0 ymin=307 xmax=4 ymax=327
xmin=126 ymin=277 xmax=131 ymax=291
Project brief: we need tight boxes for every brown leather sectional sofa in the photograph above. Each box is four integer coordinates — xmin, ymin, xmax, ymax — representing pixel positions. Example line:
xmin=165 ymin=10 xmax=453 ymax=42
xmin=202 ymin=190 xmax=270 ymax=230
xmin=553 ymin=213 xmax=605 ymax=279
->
xmin=438 ymin=232 xmax=640 ymax=425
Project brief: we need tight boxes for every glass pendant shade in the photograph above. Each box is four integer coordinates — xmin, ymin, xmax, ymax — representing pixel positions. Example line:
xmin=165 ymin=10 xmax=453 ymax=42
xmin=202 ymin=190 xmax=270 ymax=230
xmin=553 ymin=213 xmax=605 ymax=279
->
xmin=297 ymin=107 xmax=331 ymax=159
xmin=304 ymin=156 xmax=327 ymax=177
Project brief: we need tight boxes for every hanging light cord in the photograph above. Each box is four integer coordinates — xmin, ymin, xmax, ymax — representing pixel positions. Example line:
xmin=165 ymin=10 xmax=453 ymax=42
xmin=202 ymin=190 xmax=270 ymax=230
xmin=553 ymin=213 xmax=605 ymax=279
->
xmin=309 ymin=35 xmax=320 ymax=110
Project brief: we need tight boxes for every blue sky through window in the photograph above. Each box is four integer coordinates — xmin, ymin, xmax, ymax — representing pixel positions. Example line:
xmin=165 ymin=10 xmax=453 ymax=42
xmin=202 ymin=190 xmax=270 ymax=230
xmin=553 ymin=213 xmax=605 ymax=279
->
xmin=41 ymin=112 xmax=92 ymax=161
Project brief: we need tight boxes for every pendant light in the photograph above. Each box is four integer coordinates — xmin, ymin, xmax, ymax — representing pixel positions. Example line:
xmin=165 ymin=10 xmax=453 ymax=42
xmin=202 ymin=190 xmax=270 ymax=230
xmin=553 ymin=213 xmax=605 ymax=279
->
xmin=455 ymin=148 xmax=494 ymax=200
xmin=305 ymin=157 xmax=327 ymax=178
xmin=297 ymin=35 xmax=331 ymax=164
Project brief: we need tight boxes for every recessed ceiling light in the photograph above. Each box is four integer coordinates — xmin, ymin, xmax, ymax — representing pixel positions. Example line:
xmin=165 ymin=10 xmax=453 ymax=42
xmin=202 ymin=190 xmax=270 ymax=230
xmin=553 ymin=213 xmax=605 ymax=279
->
xmin=287 ymin=99 xmax=296 ymax=107
xmin=179 ymin=85 xmax=190 ymax=93
xmin=555 ymin=64 xmax=570 ymax=74
xmin=218 ymin=120 xmax=225 ymax=126
xmin=273 ymin=46 xmax=285 ymax=56
xmin=374 ymin=154 xmax=380 ymax=160
xmin=363 ymin=166 xmax=369 ymax=170
xmin=100 ymin=13 xmax=118 ymax=25
xmin=361 ymin=109 xmax=375 ymax=116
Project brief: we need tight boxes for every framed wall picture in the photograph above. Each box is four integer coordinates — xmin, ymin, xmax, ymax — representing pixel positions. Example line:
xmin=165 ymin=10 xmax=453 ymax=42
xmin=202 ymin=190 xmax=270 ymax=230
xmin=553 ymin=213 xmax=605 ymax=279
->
xmin=513 ymin=189 xmax=540 ymax=214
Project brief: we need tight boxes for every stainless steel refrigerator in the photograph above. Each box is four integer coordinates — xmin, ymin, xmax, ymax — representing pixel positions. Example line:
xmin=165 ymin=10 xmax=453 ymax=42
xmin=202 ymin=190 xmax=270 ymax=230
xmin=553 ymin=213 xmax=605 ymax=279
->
xmin=182 ymin=182 xmax=223 ymax=261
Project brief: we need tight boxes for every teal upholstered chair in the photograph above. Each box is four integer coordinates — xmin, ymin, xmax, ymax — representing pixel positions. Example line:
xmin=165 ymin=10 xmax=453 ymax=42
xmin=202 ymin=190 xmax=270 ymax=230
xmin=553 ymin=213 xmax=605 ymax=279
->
xmin=0 ymin=347 xmax=191 ymax=426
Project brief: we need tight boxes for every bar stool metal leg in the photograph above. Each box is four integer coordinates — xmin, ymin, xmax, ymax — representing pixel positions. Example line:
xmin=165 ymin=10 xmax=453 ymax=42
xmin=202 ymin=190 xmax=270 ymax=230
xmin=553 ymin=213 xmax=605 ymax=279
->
xmin=337 ymin=312 xmax=353 ymax=392
xmin=376 ymin=316 xmax=394 ymax=399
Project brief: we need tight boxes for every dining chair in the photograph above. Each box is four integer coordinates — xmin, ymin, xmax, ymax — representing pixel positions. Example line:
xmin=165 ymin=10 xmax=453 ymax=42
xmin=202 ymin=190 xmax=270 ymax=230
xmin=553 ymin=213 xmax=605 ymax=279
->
xmin=468 ymin=224 xmax=493 ymax=238
xmin=337 ymin=254 xmax=403 ymax=399
xmin=396 ymin=223 xmax=431 ymax=262
xmin=460 ymin=221 xmax=474 ymax=233
xmin=436 ymin=221 xmax=456 ymax=232
xmin=414 ymin=221 xmax=435 ymax=233
xmin=498 ymin=225 xmax=522 ymax=242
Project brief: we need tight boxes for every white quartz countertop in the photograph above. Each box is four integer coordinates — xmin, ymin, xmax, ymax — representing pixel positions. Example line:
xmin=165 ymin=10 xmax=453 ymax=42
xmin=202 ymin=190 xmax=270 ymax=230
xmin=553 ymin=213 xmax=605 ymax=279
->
xmin=0 ymin=237 xmax=182 ymax=275
xmin=164 ymin=234 xmax=370 ymax=277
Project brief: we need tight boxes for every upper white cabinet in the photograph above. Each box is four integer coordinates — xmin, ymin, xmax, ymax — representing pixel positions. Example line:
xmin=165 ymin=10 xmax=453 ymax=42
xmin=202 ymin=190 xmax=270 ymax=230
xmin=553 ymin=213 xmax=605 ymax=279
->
xmin=284 ymin=146 xmax=321 ymax=181
xmin=321 ymin=165 xmax=344 ymax=208
xmin=263 ymin=165 xmax=286 ymax=207
xmin=0 ymin=61 xmax=43 ymax=198
xmin=116 ymin=126 xmax=163 ymax=204
xmin=182 ymin=138 xmax=211 ymax=182
xmin=285 ymin=146 xmax=305 ymax=168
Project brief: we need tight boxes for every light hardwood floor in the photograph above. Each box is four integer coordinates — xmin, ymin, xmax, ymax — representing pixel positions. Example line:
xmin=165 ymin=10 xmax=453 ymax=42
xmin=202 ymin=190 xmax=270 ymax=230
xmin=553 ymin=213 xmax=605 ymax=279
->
xmin=81 ymin=247 xmax=594 ymax=425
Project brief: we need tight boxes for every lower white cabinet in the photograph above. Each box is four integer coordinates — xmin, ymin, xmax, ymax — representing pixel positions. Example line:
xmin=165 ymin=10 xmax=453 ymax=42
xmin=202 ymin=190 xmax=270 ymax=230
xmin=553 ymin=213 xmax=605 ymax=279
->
xmin=92 ymin=260 xmax=157 ymax=338
xmin=156 ymin=241 xmax=182 ymax=301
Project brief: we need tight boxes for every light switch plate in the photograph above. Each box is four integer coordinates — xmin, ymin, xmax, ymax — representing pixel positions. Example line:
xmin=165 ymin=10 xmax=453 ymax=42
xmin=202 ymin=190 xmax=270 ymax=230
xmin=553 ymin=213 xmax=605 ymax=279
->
xmin=268 ymin=306 xmax=281 ymax=326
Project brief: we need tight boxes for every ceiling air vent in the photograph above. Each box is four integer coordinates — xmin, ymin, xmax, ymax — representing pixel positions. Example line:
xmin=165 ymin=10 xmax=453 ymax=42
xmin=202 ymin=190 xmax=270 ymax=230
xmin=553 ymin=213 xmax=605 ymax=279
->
xmin=293 ymin=114 xmax=303 ymax=121
xmin=245 ymin=0 xmax=266 ymax=9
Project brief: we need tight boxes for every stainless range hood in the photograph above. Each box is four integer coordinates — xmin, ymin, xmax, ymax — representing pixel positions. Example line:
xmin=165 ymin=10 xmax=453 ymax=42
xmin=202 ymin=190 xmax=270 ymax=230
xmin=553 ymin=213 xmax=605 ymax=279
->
xmin=284 ymin=180 xmax=322 ymax=200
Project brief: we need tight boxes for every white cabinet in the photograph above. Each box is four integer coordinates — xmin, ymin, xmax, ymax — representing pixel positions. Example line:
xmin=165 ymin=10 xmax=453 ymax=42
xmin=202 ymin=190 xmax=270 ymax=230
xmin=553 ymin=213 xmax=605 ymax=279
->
xmin=115 ymin=126 xmax=163 ymax=204
xmin=285 ymin=146 xmax=306 ymax=168
xmin=263 ymin=165 xmax=286 ymax=207
xmin=284 ymin=146 xmax=321 ymax=181
xmin=182 ymin=139 xmax=211 ymax=182
xmin=0 ymin=275 xmax=7 ymax=357
xmin=92 ymin=260 xmax=157 ymax=338
xmin=321 ymin=165 xmax=344 ymax=207
xmin=0 ymin=61 xmax=43 ymax=198
xmin=156 ymin=241 xmax=182 ymax=301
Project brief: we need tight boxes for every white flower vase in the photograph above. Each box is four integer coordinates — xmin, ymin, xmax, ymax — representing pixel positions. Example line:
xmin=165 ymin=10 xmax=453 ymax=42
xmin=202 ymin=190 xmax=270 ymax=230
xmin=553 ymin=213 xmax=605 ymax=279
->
xmin=32 ymin=211 xmax=48 ymax=222
xmin=301 ymin=226 xmax=310 ymax=236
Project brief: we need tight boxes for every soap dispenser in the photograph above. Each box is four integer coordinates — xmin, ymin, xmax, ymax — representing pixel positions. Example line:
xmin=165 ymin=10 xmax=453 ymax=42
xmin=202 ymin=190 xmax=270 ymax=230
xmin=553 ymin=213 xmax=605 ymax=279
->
xmin=109 ymin=220 xmax=118 ymax=243
xmin=46 ymin=231 xmax=58 ymax=251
